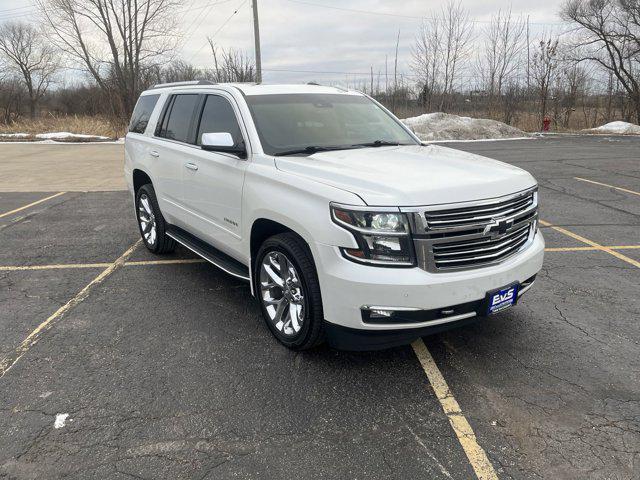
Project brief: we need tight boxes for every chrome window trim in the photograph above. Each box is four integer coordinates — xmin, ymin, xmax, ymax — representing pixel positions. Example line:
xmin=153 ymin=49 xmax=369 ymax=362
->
xmin=151 ymin=89 xmax=253 ymax=160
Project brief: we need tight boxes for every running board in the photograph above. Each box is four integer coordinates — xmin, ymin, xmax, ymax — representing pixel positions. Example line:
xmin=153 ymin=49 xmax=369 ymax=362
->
xmin=166 ymin=225 xmax=250 ymax=281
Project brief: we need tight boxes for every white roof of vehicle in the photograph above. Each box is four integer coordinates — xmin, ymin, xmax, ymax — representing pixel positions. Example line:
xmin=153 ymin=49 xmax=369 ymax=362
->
xmin=234 ymin=83 xmax=360 ymax=96
xmin=144 ymin=82 xmax=361 ymax=96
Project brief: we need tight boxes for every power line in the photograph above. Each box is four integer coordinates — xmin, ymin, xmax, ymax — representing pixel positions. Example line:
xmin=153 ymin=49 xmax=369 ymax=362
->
xmin=187 ymin=0 xmax=248 ymax=63
xmin=210 ymin=0 xmax=248 ymax=40
xmin=182 ymin=0 xmax=232 ymax=41
xmin=180 ymin=0 xmax=233 ymax=16
xmin=262 ymin=67 xmax=424 ymax=78
xmin=0 ymin=11 xmax=37 ymax=21
xmin=0 ymin=5 xmax=34 ymax=14
xmin=282 ymin=0 xmax=566 ymax=27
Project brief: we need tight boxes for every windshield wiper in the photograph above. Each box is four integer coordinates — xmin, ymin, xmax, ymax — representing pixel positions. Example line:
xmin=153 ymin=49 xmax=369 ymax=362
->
xmin=351 ymin=140 xmax=403 ymax=148
xmin=275 ymin=145 xmax=356 ymax=156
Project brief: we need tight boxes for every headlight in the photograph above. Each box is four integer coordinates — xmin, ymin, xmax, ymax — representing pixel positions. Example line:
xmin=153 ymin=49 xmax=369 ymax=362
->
xmin=330 ymin=204 xmax=415 ymax=266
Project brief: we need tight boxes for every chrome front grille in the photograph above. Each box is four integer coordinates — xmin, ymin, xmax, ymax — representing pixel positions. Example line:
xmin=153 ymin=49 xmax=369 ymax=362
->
xmin=405 ymin=188 xmax=538 ymax=272
xmin=424 ymin=191 xmax=535 ymax=231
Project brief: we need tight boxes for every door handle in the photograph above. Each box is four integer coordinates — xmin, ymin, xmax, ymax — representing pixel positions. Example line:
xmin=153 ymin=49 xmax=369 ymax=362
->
xmin=149 ymin=150 xmax=159 ymax=158
xmin=185 ymin=163 xmax=199 ymax=171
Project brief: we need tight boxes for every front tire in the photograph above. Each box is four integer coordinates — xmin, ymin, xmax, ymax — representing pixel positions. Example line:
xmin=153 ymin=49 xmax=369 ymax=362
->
xmin=255 ymin=233 xmax=324 ymax=350
xmin=135 ymin=184 xmax=176 ymax=254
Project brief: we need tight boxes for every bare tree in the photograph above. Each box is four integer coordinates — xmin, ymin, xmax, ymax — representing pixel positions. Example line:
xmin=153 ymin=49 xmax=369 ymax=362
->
xmin=531 ymin=36 xmax=559 ymax=127
xmin=412 ymin=1 xmax=472 ymax=111
xmin=392 ymin=29 xmax=400 ymax=111
xmin=561 ymin=0 xmax=640 ymax=123
xmin=478 ymin=9 xmax=526 ymax=120
xmin=439 ymin=1 xmax=473 ymax=110
xmin=0 ymin=22 xmax=59 ymax=119
xmin=37 ymin=0 xmax=182 ymax=119
xmin=0 ymin=77 xmax=26 ymax=123
xmin=554 ymin=55 xmax=590 ymax=128
xmin=501 ymin=81 xmax=524 ymax=126
xmin=412 ymin=16 xmax=442 ymax=110
xmin=207 ymin=40 xmax=256 ymax=83
xmin=160 ymin=60 xmax=201 ymax=83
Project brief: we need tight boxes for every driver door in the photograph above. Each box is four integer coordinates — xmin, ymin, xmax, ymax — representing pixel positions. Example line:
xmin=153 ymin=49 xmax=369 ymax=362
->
xmin=181 ymin=93 xmax=248 ymax=256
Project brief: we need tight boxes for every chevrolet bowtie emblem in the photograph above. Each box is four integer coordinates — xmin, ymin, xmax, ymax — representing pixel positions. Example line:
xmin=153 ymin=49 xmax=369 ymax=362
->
xmin=484 ymin=218 xmax=514 ymax=236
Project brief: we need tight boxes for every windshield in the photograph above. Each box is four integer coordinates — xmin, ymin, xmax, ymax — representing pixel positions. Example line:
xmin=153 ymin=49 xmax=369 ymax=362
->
xmin=244 ymin=93 xmax=419 ymax=156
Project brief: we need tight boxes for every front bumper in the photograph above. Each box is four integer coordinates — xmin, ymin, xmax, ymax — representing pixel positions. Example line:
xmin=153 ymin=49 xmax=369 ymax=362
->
xmin=314 ymin=231 xmax=544 ymax=344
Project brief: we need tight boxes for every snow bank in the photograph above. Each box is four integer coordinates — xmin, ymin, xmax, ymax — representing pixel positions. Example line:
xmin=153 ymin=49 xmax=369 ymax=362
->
xmin=0 ymin=131 xmax=111 ymax=142
xmin=583 ymin=121 xmax=640 ymax=135
xmin=0 ymin=133 xmax=29 ymax=138
xmin=35 ymin=132 xmax=109 ymax=140
xmin=403 ymin=112 xmax=527 ymax=141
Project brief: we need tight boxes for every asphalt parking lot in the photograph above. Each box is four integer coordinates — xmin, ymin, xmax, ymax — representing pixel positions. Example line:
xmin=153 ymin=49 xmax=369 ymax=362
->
xmin=0 ymin=136 xmax=639 ymax=479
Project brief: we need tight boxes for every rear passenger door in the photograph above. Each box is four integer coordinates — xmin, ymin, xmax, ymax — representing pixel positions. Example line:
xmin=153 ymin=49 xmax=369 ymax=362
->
xmin=152 ymin=93 xmax=200 ymax=226
xmin=181 ymin=93 xmax=248 ymax=256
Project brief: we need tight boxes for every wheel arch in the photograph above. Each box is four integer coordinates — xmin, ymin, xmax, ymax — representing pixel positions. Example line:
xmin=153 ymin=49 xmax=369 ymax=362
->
xmin=133 ymin=168 xmax=153 ymax=194
xmin=249 ymin=217 xmax=317 ymax=296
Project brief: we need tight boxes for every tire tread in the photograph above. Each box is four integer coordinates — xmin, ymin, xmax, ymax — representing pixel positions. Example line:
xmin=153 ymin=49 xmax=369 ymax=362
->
xmin=136 ymin=184 xmax=176 ymax=254
xmin=256 ymin=232 xmax=325 ymax=350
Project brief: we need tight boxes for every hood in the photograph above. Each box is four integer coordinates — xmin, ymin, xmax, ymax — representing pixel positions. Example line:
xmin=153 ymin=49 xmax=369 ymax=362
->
xmin=274 ymin=144 xmax=536 ymax=206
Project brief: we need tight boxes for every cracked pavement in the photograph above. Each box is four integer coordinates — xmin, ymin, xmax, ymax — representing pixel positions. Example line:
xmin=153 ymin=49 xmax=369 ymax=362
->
xmin=1 ymin=136 xmax=639 ymax=479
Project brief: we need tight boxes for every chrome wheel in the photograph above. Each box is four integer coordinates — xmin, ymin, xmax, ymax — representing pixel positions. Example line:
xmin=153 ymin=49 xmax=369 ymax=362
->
xmin=137 ymin=193 xmax=157 ymax=246
xmin=259 ymin=251 xmax=305 ymax=337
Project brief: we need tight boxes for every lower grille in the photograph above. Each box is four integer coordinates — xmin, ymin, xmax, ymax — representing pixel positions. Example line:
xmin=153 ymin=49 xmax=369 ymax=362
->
xmin=404 ymin=188 xmax=538 ymax=272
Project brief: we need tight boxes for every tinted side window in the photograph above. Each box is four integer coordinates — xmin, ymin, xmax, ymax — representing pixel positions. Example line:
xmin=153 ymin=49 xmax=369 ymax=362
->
xmin=196 ymin=95 xmax=243 ymax=146
xmin=129 ymin=94 xmax=160 ymax=134
xmin=158 ymin=94 xmax=199 ymax=143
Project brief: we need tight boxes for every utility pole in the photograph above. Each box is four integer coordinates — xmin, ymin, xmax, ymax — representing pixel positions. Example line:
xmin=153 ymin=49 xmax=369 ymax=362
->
xmin=252 ymin=0 xmax=262 ymax=83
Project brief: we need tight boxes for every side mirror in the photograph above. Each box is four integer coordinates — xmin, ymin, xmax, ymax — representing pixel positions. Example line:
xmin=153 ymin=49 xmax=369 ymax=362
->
xmin=201 ymin=132 xmax=247 ymax=158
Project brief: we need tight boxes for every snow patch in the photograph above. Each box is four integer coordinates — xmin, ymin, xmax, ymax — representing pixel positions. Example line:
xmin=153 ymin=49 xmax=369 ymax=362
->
xmin=0 ymin=133 xmax=29 ymax=138
xmin=583 ymin=121 xmax=640 ymax=135
xmin=35 ymin=132 xmax=109 ymax=140
xmin=54 ymin=413 xmax=69 ymax=429
xmin=403 ymin=112 xmax=528 ymax=141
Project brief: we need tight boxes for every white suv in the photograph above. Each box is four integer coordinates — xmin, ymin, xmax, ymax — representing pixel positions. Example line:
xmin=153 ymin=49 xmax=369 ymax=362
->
xmin=124 ymin=81 xmax=544 ymax=351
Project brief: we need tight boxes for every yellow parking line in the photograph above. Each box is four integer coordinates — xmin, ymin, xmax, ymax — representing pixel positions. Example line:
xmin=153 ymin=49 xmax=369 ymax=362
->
xmin=0 ymin=192 xmax=66 ymax=219
xmin=0 ymin=240 xmax=141 ymax=379
xmin=0 ymin=258 xmax=207 ymax=271
xmin=412 ymin=339 xmax=498 ymax=480
xmin=540 ymin=220 xmax=640 ymax=268
xmin=574 ymin=177 xmax=640 ymax=197
xmin=0 ymin=263 xmax=111 ymax=271
xmin=545 ymin=245 xmax=640 ymax=252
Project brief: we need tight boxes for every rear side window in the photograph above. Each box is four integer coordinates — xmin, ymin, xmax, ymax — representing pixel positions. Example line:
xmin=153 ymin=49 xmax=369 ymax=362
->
xmin=129 ymin=94 xmax=160 ymax=134
xmin=157 ymin=94 xmax=199 ymax=143
xmin=196 ymin=95 xmax=243 ymax=146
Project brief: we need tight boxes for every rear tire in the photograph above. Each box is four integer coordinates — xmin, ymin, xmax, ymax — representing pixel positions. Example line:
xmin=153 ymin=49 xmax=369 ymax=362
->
xmin=135 ymin=183 xmax=176 ymax=254
xmin=255 ymin=233 xmax=324 ymax=350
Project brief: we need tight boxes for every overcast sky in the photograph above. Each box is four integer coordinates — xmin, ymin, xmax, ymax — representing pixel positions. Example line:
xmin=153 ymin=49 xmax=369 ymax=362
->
xmin=0 ymin=0 xmax=567 ymax=85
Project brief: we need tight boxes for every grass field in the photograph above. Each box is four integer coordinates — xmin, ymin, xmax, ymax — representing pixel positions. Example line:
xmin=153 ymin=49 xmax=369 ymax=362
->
xmin=0 ymin=115 xmax=126 ymax=140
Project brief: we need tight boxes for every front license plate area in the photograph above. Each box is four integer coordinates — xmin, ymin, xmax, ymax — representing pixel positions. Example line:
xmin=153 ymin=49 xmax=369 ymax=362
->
xmin=485 ymin=283 xmax=519 ymax=315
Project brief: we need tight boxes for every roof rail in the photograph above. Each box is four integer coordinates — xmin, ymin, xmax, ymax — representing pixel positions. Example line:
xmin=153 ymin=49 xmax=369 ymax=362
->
xmin=150 ymin=80 xmax=217 ymax=89
xmin=305 ymin=82 xmax=352 ymax=93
